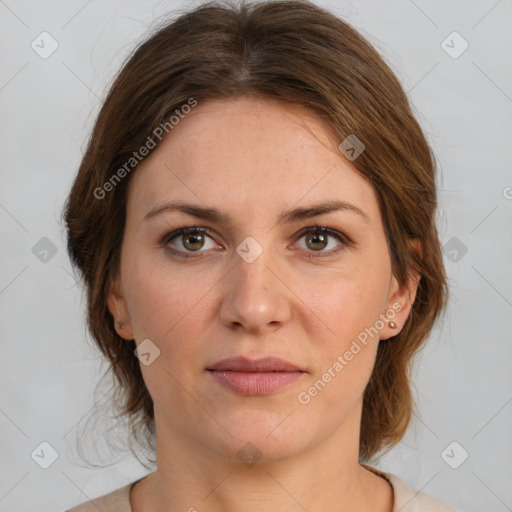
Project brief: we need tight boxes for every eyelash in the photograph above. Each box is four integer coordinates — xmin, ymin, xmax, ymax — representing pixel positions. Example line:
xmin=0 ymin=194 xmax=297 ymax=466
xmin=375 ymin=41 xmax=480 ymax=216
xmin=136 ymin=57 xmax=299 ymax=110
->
xmin=161 ymin=225 xmax=352 ymax=259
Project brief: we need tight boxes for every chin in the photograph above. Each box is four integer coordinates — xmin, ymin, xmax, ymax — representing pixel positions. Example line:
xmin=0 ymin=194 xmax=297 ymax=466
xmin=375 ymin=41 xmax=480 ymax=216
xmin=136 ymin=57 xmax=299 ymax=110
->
xmin=195 ymin=412 xmax=315 ymax=464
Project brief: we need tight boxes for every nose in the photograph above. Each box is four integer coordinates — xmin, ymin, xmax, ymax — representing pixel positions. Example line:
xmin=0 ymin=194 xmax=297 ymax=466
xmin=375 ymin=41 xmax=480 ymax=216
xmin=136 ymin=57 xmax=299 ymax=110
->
xmin=219 ymin=244 xmax=292 ymax=334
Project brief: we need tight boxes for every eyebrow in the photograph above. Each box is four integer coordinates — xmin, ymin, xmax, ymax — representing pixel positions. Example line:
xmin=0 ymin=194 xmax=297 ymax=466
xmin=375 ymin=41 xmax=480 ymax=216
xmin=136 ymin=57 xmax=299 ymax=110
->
xmin=143 ymin=199 xmax=370 ymax=225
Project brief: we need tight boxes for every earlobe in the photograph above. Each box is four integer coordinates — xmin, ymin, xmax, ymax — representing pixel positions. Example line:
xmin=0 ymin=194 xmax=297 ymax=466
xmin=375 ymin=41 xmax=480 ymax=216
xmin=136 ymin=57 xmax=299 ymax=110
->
xmin=381 ymin=242 xmax=422 ymax=340
xmin=107 ymin=277 xmax=134 ymax=340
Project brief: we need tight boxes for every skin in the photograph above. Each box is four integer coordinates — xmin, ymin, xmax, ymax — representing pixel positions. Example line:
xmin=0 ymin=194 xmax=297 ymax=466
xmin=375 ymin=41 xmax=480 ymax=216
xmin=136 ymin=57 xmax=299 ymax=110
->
xmin=108 ymin=96 xmax=420 ymax=512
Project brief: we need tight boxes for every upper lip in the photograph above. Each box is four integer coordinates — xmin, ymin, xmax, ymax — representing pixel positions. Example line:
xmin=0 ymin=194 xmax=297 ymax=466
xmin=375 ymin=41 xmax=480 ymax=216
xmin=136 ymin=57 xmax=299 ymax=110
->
xmin=207 ymin=356 xmax=304 ymax=372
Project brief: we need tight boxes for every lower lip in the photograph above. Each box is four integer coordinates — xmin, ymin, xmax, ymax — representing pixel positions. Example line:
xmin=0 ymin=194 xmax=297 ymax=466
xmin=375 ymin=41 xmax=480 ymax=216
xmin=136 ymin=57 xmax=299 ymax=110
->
xmin=208 ymin=370 xmax=304 ymax=395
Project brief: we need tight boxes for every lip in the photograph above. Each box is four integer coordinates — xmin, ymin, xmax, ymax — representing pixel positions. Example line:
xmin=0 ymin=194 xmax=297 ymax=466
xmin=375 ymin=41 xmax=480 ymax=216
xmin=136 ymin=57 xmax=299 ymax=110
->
xmin=208 ymin=356 xmax=304 ymax=372
xmin=207 ymin=356 xmax=306 ymax=396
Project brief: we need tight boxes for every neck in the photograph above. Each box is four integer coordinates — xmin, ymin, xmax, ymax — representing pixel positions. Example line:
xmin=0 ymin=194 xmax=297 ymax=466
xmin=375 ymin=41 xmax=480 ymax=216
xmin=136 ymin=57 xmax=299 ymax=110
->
xmin=130 ymin=405 xmax=393 ymax=512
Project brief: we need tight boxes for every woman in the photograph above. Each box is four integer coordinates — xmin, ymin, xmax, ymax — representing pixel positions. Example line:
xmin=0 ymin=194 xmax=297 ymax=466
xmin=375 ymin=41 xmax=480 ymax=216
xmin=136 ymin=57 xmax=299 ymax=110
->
xmin=63 ymin=0 xmax=456 ymax=510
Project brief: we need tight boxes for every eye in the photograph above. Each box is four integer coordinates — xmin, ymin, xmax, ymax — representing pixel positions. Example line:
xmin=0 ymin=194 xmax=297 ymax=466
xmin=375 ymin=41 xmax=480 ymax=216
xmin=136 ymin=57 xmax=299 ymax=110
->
xmin=161 ymin=225 xmax=351 ymax=259
xmin=162 ymin=227 xmax=220 ymax=257
xmin=295 ymin=226 xmax=350 ymax=257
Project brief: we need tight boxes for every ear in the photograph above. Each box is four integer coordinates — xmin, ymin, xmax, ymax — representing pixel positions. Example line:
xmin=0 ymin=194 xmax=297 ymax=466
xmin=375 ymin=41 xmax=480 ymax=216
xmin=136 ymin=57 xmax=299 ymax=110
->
xmin=380 ymin=239 xmax=422 ymax=340
xmin=107 ymin=274 xmax=135 ymax=340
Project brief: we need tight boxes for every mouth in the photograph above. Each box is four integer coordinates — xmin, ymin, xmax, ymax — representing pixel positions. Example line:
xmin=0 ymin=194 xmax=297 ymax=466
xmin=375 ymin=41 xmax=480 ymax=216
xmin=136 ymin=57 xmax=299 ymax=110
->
xmin=206 ymin=356 xmax=306 ymax=396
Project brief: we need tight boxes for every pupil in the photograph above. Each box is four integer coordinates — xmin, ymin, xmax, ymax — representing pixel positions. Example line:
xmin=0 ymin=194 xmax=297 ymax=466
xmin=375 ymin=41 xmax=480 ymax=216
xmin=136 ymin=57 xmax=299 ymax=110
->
xmin=184 ymin=232 xmax=203 ymax=251
xmin=308 ymin=233 xmax=327 ymax=250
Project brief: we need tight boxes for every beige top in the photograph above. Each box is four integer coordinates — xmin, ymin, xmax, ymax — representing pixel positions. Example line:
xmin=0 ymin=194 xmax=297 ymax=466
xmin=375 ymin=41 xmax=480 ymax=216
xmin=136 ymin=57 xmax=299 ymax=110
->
xmin=66 ymin=466 xmax=458 ymax=512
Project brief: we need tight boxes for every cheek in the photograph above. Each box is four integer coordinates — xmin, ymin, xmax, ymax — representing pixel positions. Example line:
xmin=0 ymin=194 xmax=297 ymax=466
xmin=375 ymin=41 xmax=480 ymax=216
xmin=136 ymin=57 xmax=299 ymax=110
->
xmin=297 ymin=257 xmax=389 ymax=402
xmin=123 ymin=257 xmax=220 ymax=386
xmin=123 ymin=253 xmax=209 ymax=338
xmin=122 ymin=259 xmax=215 ymax=399
xmin=299 ymin=280 xmax=382 ymax=413
xmin=301 ymin=260 xmax=390 ymax=347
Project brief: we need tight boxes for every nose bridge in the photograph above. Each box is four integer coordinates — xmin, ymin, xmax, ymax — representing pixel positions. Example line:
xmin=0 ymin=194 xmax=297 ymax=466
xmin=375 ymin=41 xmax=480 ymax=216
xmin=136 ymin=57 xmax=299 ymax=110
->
xmin=219 ymin=236 xmax=290 ymax=332
xmin=235 ymin=239 xmax=272 ymax=292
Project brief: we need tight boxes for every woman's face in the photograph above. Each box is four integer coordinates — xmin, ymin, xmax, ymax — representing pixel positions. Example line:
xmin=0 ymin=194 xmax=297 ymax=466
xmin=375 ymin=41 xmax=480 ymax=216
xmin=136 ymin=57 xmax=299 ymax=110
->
xmin=108 ymin=96 xmax=416 ymax=463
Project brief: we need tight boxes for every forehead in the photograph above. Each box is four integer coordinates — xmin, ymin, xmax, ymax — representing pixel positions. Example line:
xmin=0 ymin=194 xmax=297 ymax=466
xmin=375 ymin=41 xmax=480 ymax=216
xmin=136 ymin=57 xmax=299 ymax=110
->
xmin=127 ymin=97 xmax=378 ymax=224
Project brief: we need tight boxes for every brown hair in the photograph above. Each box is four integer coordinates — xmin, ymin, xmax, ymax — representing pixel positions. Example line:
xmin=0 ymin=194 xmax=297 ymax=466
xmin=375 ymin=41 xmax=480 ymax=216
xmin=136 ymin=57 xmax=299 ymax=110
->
xmin=63 ymin=0 xmax=448 ymax=464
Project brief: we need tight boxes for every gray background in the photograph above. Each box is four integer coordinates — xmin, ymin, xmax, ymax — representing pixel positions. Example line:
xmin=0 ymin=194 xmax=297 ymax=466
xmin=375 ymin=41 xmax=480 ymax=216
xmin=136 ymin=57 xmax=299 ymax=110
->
xmin=1 ymin=1 xmax=511 ymax=511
